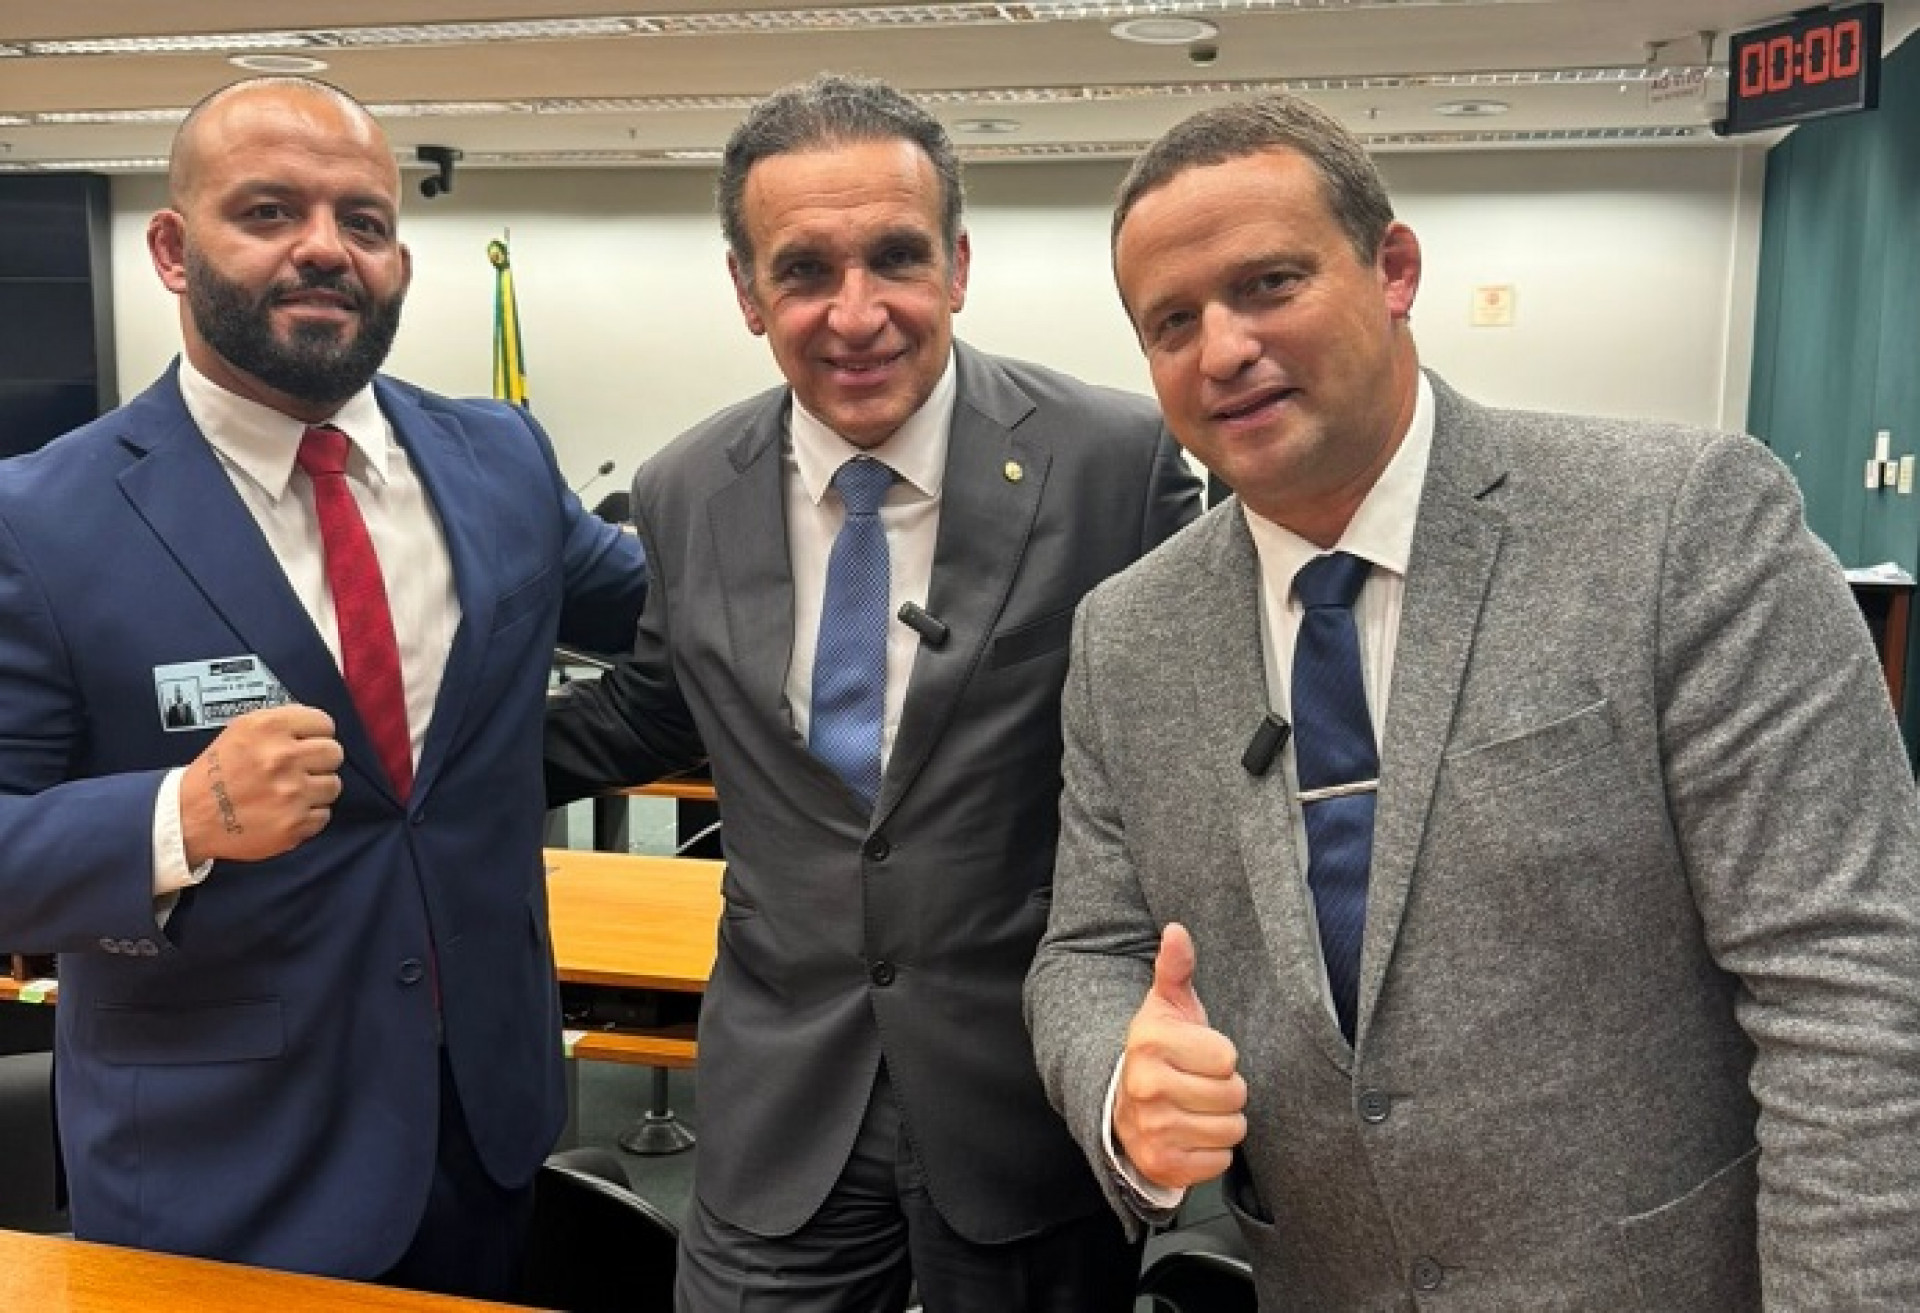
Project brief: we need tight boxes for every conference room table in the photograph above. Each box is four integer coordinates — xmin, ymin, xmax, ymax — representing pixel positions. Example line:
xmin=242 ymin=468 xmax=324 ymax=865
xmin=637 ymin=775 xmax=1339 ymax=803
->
xmin=0 ymin=1228 xmax=523 ymax=1311
xmin=543 ymin=847 xmax=723 ymax=1068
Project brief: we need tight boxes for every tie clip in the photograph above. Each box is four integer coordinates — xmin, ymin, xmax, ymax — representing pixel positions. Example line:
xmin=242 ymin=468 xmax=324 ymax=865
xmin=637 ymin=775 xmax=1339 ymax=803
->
xmin=1297 ymin=779 xmax=1379 ymax=804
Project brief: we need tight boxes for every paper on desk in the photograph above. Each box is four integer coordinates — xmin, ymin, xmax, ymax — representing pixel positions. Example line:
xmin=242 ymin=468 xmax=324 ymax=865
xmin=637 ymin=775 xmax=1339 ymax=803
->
xmin=1843 ymin=562 xmax=1916 ymax=585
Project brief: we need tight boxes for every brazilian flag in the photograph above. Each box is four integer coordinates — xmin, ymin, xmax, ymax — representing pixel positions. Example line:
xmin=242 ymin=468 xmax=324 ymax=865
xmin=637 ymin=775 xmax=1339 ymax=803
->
xmin=489 ymin=236 xmax=530 ymax=407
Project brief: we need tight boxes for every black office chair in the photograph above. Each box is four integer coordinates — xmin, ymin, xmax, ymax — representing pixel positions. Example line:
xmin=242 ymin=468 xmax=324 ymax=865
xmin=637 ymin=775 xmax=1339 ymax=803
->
xmin=1136 ymin=1207 xmax=1257 ymax=1313
xmin=1136 ymin=1247 xmax=1258 ymax=1313
xmin=0 ymin=1049 xmax=67 ymax=1234
xmin=519 ymin=1147 xmax=678 ymax=1313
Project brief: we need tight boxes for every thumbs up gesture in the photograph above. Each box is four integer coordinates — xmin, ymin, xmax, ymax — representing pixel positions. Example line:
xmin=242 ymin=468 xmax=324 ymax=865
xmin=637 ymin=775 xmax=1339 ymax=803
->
xmin=1114 ymin=923 xmax=1248 ymax=1190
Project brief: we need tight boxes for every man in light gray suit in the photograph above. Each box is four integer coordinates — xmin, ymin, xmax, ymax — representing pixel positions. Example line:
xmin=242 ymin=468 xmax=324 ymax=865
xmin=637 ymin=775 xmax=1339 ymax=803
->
xmin=546 ymin=76 xmax=1199 ymax=1311
xmin=1025 ymin=94 xmax=1920 ymax=1308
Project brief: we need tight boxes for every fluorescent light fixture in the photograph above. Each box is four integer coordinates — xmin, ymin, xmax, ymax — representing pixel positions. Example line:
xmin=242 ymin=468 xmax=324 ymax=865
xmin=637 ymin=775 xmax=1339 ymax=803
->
xmin=1110 ymin=17 xmax=1219 ymax=44
xmin=35 ymin=108 xmax=189 ymax=125
xmin=29 ymin=32 xmax=314 ymax=55
xmin=229 ymin=53 xmax=329 ymax=73
xmin=6 ymin=0 xmax=1563 ymax=58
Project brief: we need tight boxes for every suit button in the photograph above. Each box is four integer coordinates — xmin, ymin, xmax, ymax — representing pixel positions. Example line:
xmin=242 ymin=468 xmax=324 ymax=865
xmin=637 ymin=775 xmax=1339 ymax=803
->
xmin=869 ymin=960 xmax=896 ymax=987
xmin=397 ymin=958 xmax=427 ymax=985
xmin=863 ymin=833 xmax=890 ymax=862
xmin=1411 ymin=1257 xmax=1444 ymax=1291
xmin=1358 ymin=1088 xmax=1390 ymax=1123
xmin=410 ymin=811 xmax=427 ymax=827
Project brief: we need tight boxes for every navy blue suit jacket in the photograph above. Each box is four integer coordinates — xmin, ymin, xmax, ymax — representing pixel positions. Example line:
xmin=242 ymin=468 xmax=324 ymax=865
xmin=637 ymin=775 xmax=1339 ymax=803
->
xmin=0 ymin=366 xmax=646 ymax=1276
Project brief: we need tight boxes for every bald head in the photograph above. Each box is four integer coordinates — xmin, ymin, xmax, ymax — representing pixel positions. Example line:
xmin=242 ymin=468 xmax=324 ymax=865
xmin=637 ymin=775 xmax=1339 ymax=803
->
xmin=169 ymin=77 xmax=395 ymax=209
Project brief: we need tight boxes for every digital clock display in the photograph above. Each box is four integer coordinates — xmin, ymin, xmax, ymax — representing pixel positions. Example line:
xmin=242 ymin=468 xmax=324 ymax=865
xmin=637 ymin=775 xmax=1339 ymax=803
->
xmin=1724 ymin=3 xmax=1883 ymax=135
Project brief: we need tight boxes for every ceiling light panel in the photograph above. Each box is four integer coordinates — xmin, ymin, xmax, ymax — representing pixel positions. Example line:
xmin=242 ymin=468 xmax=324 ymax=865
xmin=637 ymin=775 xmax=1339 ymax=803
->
xmin=2 ymin=0 xmax=1573 ymax=58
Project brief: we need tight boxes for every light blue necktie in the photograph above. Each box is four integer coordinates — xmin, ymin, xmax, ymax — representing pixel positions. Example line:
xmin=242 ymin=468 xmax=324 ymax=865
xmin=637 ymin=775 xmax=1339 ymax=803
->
xmin=811 ymin=458 xmax=897 ymax=810
xmin=1292 ymin=551 xmax=1377 ymax=1042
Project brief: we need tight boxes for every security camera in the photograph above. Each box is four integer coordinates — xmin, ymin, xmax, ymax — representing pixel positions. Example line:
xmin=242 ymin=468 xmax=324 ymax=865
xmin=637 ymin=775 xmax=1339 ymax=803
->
xmin=416 ymin=145 xmax=462 ymax=199
xmin=1188 ymin=40 xmax=1219 ymax=67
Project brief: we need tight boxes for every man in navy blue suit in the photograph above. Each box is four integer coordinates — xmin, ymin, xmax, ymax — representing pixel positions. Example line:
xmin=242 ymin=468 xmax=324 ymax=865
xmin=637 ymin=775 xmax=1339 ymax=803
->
xmin=0 ymin=78 xmax=645 ymax=1298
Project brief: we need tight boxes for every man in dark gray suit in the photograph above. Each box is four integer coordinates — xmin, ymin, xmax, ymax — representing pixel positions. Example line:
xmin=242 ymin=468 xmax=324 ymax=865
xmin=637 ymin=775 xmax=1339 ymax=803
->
xmin=1026 ymin=95 xmax=1920 ymax=1307
xmin=546 ymin=75 xmax=1199 ymax=1311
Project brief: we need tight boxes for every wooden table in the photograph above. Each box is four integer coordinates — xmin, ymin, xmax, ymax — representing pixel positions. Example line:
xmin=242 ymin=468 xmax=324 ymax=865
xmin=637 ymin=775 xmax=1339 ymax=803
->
xmin=545 ymin=848 xmax=720 ymax=993
xmin=0 ymin=1229 xmax=521 ymax=1311
xmin=544 ymin=849 xmax=722 ymax=1069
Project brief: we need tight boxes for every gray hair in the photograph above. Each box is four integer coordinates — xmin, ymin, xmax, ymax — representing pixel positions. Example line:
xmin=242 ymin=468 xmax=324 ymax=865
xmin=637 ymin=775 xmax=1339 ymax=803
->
xmin=1113 ymin=94 xmax=1394 ymax=263
xmin=717 ymin=74 xmax=965 ymax=278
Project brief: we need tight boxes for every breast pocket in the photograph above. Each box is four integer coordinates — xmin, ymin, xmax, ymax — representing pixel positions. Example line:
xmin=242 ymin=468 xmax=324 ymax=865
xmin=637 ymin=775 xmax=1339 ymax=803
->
xmin=493 ymin=563 xmax=556 ymax=635
xmin=1443 ymin=697 xmax=1618 ymax=797
xmin=988 ymin=606 xmax=1076 ymax=671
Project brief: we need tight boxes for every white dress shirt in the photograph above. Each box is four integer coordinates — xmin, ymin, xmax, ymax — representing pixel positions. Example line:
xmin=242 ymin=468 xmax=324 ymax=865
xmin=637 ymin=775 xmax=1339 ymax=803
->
xmin=153 ymin=359 xmax=459 ymax=898
xmin=782 ymin=354 xmax=956 ymax=770
xmin=1107 ymin=373 xmax=1438 ymax=1207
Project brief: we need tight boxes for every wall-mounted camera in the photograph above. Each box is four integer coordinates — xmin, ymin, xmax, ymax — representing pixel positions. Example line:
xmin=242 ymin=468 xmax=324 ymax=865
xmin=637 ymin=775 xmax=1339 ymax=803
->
xmin=416 ymin=145 xmax=462 ymax=199
xmin=1188 ymin=40 xmax=1219 ymax=67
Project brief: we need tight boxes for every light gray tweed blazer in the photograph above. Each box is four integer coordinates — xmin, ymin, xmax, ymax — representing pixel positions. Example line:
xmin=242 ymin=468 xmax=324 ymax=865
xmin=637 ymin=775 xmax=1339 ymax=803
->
xmin=1027 ymin=372 xmax=1920 ymax=1309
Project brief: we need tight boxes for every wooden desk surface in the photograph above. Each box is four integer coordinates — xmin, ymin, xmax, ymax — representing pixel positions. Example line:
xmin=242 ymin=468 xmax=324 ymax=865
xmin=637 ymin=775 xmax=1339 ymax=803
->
xmin=0 ymin=1229 xmax=521 ymax=1312
xmin=621 ymin=779 xmax=719 ymax=803
xmin=544 ymin=848 xmax=722 ymax=993
xmin=0 ymin=975 xmax=55 ymax=1005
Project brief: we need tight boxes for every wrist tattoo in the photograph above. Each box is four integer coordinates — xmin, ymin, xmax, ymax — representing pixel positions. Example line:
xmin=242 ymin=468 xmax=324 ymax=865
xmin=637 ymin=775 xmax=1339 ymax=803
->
xmin=206 ymin=748 xmax=243 ymax=835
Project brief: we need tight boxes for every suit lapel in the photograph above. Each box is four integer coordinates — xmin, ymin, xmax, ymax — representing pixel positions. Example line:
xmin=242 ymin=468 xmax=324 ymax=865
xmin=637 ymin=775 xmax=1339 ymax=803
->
xmin=1356 ymin=376 xmax=1507 ymax=1042
xmin=1195 ymin=510 xmax=1356 ymax=1070
xmin=878 ymin=346 xmax=1044 ymax=820
xmin=711 ymin=396 xmax=802 ymax=742
xmin=114 ymin=372 xmax=361 ymax=759
xmin=384 ymin=378 xmax=496 ymax=803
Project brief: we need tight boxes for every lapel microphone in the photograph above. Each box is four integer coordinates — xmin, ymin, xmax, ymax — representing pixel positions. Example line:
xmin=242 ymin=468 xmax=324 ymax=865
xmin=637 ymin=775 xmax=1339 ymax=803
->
xmin=897 ymin=601 xmax=950 ymax=648
xmin=1242 ymin=713 xmax=1291 ymax=776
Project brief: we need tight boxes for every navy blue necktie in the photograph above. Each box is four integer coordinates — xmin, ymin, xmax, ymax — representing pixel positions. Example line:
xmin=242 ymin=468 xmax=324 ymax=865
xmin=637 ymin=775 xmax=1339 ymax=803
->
xmin=1292 ymin=551 xmax=1377 ymax=1042
xmin=811 ymin=458 xmax=897 ymax=810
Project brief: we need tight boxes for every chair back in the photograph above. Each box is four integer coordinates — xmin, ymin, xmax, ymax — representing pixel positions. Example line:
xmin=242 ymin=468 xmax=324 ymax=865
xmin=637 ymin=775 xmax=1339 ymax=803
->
xmin=1136 ymin=1247 xmax=1259 ymax=1313
xmin=519 ymin=1152 xmax=678 ymax=1312
xmin=0 ymin=1050 xmax=66 ymax=1233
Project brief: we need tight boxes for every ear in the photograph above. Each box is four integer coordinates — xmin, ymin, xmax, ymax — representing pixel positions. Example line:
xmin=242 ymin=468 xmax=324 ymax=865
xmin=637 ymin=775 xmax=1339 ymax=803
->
xmin=148 ymin=210 xmax=190 ymax=295
xmin=948 ymin=230 xmax=972 ymax=314
xmin=398 ymin=241 xmax=415 ymax=295
xmin=1377 ymin=222 xmax=1421 ymax=321
xmin=727 ymin=251 xmax=767 ymax=337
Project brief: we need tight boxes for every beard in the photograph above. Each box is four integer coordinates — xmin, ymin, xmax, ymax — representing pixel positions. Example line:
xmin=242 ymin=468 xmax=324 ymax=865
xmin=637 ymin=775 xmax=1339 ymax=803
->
xmin=185 ymin=247 xmax=405 ymax=409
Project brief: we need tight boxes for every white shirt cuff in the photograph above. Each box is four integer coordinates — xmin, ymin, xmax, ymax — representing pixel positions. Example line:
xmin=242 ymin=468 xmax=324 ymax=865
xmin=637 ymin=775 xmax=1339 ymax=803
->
xmin=154 ymin=767 xmax=214 ymax=898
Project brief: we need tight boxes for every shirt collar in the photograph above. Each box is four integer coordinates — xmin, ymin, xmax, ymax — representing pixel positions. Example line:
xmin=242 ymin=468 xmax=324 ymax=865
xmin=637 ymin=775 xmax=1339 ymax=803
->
xmin=1242 ymin=370 xmax=1436 ymax=591
xmin=178 ymin=355 xmax=392 ymax=503
xmin=790 ymin=350 xmax=956 ymax=506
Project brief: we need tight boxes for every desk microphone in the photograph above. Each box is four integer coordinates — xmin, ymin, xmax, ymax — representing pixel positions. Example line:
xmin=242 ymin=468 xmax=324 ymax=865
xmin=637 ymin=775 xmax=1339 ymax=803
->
xmin=897 ymin=601 xmax=950 ymax=648
xmin=1242 ymin=714 xmax=1291 ymax=776
xmin=572 ymin=459 xmax=616 ymax=497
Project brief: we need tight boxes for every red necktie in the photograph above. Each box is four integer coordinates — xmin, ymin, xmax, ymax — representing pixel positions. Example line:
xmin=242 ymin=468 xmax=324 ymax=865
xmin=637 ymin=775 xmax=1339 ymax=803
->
xmin=297 ymin=425 xmax=413 ymax=800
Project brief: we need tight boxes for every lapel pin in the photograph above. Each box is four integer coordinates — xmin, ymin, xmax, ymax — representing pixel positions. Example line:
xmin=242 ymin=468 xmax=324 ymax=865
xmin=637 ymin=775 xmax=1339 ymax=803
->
xmin=1003 ymin=460 xmax=1024 ymax=483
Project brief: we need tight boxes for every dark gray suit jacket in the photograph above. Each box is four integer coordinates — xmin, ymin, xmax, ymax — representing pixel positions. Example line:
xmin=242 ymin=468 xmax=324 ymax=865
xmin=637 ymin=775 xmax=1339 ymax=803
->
xmin=548 ymin=342 xmax=1200 ymax=1240
xmin=1028 ymin=374 xmax=1920 ymax=1307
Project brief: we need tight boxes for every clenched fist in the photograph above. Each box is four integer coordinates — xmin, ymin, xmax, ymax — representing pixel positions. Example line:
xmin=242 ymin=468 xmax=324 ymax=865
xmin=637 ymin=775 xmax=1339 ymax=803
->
xmin=180 ymin=705 xmax=344 ymax=865
xmin=1114 ymin=922 xmax=1249 ymax=1191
